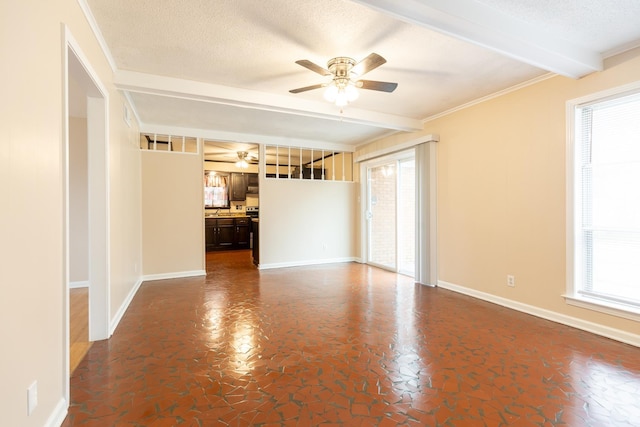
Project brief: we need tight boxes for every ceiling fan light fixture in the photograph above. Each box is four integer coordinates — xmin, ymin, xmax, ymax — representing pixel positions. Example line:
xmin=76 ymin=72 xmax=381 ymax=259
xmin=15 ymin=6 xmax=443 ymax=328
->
xmin=323 ymin=84 xmax=339 ymax=103
xmin=345 ymin=83 xmax=359 ymax=102
xmin=324 ymin=81 xmax=359 ymax=107
xmin=235 ymin=151 xmax=249 ymax=169
xmin=291 ymin=53 xmax=395 ymax=109
xmin=335 ymin=88 xmax=349 ymax=107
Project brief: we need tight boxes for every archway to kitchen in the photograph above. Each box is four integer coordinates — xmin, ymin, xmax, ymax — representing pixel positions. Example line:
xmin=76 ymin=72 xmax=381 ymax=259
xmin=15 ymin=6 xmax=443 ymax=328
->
xmin=203 ymin=141 xmax=260 ymax=267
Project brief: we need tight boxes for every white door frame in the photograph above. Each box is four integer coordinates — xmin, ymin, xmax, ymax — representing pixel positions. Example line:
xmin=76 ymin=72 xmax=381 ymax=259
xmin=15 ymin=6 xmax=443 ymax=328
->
xmin=62 ymin=25 xmax=111 ymax=401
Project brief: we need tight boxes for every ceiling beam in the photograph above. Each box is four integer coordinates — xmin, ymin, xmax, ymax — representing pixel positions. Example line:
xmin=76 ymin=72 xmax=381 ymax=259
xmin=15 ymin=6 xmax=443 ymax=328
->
xmin=114 ymin=70 xmax=423 ymax=132
xmin=351 ymin=0 xmax=603 ymax=78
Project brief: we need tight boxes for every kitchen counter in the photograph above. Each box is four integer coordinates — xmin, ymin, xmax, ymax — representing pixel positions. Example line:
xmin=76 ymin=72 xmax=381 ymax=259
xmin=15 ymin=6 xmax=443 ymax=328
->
xmin=205 ymin=214 xmax=249 ymax=219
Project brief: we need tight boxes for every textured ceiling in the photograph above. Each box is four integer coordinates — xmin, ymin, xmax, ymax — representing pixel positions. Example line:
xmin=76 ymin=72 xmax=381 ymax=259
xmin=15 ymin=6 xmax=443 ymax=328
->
xmin=476 ymin=0 xmax=640 ymax=53
xmin=85 ymin=0 xmax=640 ymax=149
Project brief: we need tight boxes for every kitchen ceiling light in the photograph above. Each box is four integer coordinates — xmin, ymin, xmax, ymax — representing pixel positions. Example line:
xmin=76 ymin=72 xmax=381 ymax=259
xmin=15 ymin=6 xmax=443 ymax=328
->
xmin=235 ymin=151 xmax=249 ymax=169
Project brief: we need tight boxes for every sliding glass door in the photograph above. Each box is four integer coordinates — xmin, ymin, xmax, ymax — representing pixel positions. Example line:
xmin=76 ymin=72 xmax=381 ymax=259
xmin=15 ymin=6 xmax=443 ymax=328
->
xmin=398 ymin=158 xmax=415 ymax=276
xmin=368 ymin=162 xmax=397 ymax=269
xmin=366 ymin=153 xmax=415 ymax=276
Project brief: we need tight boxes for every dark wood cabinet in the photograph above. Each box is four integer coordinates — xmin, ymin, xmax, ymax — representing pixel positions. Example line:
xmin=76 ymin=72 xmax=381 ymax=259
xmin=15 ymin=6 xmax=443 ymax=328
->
xmin=206 ymin=217 xmax=251 ymax=251
xmin=235 ymin=217 xmax=250 ymax=248
xmin=206 ymin=218 xmax=235 ymax=250
xmin=247 ymin=173 xmax=258 ymax=194
xmin=230 ymin=173 xmax=247 ymax=201
xmin=217 ymin=218 xmax=235 ymax=248
xmin=205 ymin=218 xmax=216 ymax=251
xmin=252 ymin=219 xmax=259 ymax=265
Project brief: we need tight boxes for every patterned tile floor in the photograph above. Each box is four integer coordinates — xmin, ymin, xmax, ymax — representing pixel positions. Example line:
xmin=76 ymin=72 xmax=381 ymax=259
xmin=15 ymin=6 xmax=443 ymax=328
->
xmin=63 ymin=250 xmax=640 ymax=426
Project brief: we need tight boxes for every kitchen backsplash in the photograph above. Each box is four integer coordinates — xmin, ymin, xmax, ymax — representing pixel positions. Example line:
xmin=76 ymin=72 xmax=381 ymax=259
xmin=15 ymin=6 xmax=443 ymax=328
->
xmin=205 ymin=196 xmax=258 ymax=214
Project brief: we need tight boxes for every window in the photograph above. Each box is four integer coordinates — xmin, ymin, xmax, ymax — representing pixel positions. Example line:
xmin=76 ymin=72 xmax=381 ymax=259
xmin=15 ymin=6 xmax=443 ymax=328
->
xmin=568 ymin=88 xmax=640 ymax=319
xmin=140 ymin=133 xmax=198 ymax=154
xmin=264 ymin=145 xmax=353 ymax=181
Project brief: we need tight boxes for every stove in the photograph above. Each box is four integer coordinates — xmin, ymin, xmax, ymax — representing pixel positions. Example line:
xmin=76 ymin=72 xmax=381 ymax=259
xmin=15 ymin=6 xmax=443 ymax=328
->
xmin=245 ymin=206 xmax=259 ymax=218
xmin=245 ymin=206 xmax=259 ymax=250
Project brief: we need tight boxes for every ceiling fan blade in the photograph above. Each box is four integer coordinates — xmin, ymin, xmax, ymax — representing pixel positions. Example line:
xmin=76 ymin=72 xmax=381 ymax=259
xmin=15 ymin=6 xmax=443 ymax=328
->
xmin=289 ymin=83 xmax=325 ymax=94
xmin=295 ymin=60 xmax=331 ymax=76
xmin=356 ymin=80 xmax=398 ymax=92
xmin=352 ymin=53 xmax=386 ymax=76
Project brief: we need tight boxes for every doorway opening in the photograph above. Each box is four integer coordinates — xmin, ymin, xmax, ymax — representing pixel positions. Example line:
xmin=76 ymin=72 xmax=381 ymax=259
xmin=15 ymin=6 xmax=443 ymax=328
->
xmin=64 ymin=27 xmax=110 ymax=399
xmin=203 ymin=141 xmax=260 ymax=269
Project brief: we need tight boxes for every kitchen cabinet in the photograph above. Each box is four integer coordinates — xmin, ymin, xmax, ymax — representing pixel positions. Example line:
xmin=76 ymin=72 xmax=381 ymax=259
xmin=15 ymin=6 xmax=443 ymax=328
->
xmin=206 ymin=217 xmax=250 ymax=251
xmin=205 ymin=218 xmax=235 ymax=250
xmin=235 ymin=217 xmax=250 ymax=248
xmin=252 ymin=219 xmax=259 ymax=265
xmin=230 ymin=173 xmax=247 ymax=201
xmin=217 ymin=218 xmax=235 ymax=248
xmin=205 ymin=219 xmax=216 ymax=251
xmin=247 ymin=173 xmax=259 ymax=194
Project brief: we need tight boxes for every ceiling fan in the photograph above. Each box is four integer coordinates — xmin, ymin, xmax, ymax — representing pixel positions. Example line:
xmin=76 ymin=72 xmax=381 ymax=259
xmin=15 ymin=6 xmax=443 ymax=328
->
xmin=289 ymin=53 xmax=398 ymax=107
xmin=203 ymin=146 xmax=258 ymax=166
xmin=235 ymin=151 xmax=254 ymax=169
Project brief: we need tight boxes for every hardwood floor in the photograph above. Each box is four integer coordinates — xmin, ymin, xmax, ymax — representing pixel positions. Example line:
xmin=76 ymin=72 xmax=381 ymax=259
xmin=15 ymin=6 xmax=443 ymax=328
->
xmin=63 ymin=251 xmax=640 ymax=426
xmin=69 ymin=287 xmax=92 ymax=375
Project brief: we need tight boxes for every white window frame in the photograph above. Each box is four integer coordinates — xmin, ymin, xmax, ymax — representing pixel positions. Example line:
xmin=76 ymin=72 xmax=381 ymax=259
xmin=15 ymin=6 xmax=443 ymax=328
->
xmin=565 ymin=82 xmax=640 ymax=322
xmin=263 ymin=144 xmax=353 ymax=182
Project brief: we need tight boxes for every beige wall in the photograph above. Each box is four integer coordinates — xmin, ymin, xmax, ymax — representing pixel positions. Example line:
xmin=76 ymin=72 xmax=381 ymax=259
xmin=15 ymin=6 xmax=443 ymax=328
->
xmin=69 ymin=117 xmax=89 ymax=283
xmin=0 ymin=0 xmax=143 ymax=425
xmin=260 ymin=179 xmax=356 ymax=266
xmin=109 ymin=106 xmax=143 ymax=321
xmin=355 ymin=48 xmax=640 ymax=338
xmin=142 ymin=152 xmax=204 ymax=276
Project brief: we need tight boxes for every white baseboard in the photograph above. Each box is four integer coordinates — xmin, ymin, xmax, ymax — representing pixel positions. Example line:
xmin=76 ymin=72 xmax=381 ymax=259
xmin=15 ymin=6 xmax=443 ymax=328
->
xmin=69 ymin=280 xmax=89 ymax=289
xmin=110 ymin=278 xmax=143 ymax=335
xmin=46 ymin=397 xmax=67 ymax=427
xmin=142 ymin=270 xmax=206 ymax=282
xmin=258 ymin=257 xmax=357 ymax=270
xmin=438 ymin=280 xmax=640 ymax=348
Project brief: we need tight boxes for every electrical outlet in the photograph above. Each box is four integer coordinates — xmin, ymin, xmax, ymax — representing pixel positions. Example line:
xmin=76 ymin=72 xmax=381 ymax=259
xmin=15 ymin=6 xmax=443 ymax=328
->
xmin=507 ymin=275 xmax=515 ymax=287
xmin=27 ymin=381 xmax=37 ymax=415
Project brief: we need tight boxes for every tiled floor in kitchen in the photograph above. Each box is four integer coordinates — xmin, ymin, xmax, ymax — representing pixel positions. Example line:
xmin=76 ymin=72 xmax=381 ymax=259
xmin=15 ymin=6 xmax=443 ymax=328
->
xmin=63 ymin=250 xmax=640 ymax=426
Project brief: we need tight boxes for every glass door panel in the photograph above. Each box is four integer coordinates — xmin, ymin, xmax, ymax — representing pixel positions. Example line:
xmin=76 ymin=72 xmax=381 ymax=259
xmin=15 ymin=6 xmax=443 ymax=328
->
xmin=398 ymin=159 xmax=415 ymax=276
xmin=368 ymin=163 xmax=397 ymax=270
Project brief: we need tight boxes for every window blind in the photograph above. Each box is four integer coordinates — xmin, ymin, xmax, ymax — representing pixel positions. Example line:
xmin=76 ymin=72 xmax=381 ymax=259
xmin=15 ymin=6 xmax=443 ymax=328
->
xmin=576 ymin=92 xmax=640 ymax=308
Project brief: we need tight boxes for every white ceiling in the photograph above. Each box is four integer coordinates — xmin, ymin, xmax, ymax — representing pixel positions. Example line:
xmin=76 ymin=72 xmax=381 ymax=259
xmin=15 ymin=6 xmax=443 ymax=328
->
xmin=84 ymin=0 xmax=640 ymax=150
